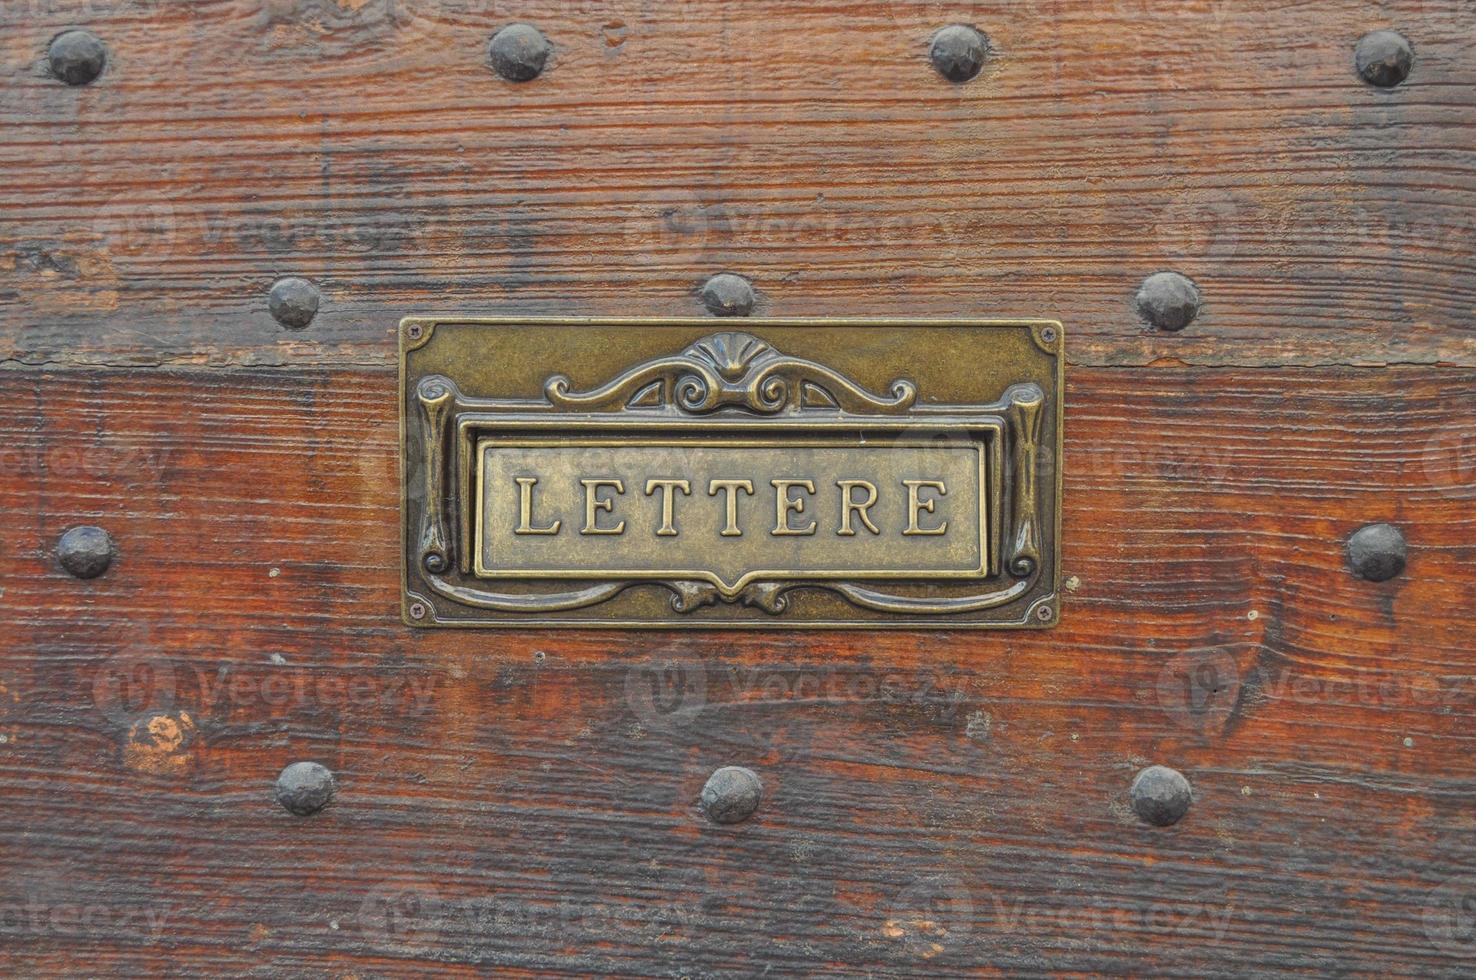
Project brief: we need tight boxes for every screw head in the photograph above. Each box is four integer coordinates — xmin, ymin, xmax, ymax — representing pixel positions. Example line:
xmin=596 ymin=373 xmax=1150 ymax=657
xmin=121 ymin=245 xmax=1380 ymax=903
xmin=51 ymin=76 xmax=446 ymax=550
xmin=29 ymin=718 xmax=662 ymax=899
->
xmin=57 ymin=525 xmax=115 ymax=579
xmin=701 ymin=273 xmax=755 ymax=317
xmin=1347 ymin=523 xmax=1407 ymax=582
xmin=929 ymin=25 xmax=990 ymax=83
xmin=1135 ymin=271 xmax=1202 ymax=332
xmin=48 ymin=30 xmax=107 ymax=86
xmin=274 ymin=761 xmax=336 ymax=816
xmin=408 ymin=601 xmax=427 ymax=621
xmin=268 ymin=277 xmax=320 ymax=330
xmin=489 ymin=24 xmax=551 ymax=82
xmin=1129 ymin=765 xmax=1192 ymax=827
xmin=1355 ymin=30 xmax=1413 ymax=88
xmin=700 ymin=766 xmax=763 ymax=825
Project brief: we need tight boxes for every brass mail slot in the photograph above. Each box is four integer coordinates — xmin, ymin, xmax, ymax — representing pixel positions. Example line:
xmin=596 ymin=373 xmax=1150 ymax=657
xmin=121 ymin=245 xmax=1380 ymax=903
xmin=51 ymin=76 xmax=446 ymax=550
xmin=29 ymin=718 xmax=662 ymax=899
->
xmin=400 ymin=319 xmax=1061 ymax=628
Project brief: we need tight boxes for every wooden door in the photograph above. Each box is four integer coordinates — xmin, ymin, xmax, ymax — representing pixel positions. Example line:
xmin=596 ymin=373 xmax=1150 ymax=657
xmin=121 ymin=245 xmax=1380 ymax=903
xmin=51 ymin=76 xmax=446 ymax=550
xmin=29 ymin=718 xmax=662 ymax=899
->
xmin=3 ymin=1 xmax=1473 ymax=974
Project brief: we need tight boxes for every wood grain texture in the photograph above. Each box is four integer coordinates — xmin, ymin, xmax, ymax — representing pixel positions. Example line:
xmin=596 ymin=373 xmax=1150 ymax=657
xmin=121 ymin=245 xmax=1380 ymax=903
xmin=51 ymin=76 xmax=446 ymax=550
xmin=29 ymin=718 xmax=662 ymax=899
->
xmin=0 ymin=0 xmax=1473 ymax=369
xmin=2 ymin=0 xmax=1474 ymax=974
xmin=0 ymin=365 xmax=1473 ymax=975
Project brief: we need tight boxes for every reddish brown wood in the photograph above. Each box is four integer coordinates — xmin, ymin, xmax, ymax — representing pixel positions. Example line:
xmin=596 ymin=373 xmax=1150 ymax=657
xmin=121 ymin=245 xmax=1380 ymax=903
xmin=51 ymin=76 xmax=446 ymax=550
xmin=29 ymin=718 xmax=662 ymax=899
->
xmin=1 ymin=0 xmax=1474 ymax=974
xmin=0 ymin=366 xmax=1472 ymax=973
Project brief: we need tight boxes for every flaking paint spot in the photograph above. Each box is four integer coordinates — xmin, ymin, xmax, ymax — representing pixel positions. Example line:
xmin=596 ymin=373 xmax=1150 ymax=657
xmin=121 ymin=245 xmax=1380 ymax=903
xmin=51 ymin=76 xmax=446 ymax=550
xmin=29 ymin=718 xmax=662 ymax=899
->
xmin=882 ymin=916 xmax=949 ymax=958
xmin=123 ymin=711 xmax=196 ymax=776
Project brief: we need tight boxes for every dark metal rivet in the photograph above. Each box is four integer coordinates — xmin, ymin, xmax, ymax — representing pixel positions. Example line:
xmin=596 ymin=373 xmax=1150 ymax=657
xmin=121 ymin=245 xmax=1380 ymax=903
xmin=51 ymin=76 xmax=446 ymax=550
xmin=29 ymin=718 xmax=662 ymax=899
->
xmin=48 ymin=30 xmax=107 ymax=86
xmin=1347 ymin=523 xmax=1407 ymax=582
xmin=1356 ymin=30 xmax=1413 ymax=88
xmin=1130 ymin=765 xmax=1192 ymax=827
xmin=268 ymin=277 xmax=319 ymax=330
xmin=57 ymin=525 xmax=115 ymax=579
xmin=1135 ymin=272 xmax=1202 ymax=332
xmin=701 ymin=273 xmax=755 ymax=318
xmin=700 ymin=766 xmax=763 ymax=825
xmin=929 ymin=25 xmax=990 ymax=83
xmin=274 ymin=761 xmax=335 ymax=816
xmin=489 ymin=24 xmax=551 ymax=82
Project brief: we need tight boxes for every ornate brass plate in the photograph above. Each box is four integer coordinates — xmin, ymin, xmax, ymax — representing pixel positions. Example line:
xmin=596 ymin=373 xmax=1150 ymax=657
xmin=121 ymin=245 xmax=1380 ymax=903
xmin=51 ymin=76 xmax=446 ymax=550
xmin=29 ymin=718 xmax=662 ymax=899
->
xmin=400 ymin=318 xmax=1062 ymax=628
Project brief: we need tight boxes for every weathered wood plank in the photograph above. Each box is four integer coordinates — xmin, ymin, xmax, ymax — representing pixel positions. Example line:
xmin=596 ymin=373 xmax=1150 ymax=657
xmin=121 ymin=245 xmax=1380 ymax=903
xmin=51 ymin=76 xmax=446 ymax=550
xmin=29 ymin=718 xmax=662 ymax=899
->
xmin=0 ymin=365 xmax=1472 ymax=974
xmin=1 ymin=0 xmax=1473 ymax=369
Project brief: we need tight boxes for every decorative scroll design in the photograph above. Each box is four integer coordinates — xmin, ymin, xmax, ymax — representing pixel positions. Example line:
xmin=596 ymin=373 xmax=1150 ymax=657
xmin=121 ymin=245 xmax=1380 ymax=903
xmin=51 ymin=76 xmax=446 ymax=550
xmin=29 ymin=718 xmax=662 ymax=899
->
xmin=543 ymin=331 xmax=919 ymax=415
xmin=416 ymin=376 xmax=455 ymax=575
xmin=1004 ymin=383 xmax=1044 ymax=578
xmin=422 ymin=576 xmax=631 ymax=613
xmin=408 ymin=331 xmax=1052 ymax=622
xmin=661 ymin=577 xmax=1033 ymax=616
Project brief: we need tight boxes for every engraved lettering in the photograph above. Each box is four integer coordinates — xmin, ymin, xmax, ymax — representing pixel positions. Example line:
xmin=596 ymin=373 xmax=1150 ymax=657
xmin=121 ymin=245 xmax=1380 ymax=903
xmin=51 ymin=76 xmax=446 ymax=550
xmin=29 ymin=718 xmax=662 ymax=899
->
xmin=707 ymin=479 xmax=755 ymax=537
xmin=836 ymin=479 xmax=880 ymax=536
xmin=902 ymin=479 xmax=948 ymax=536
xmin=580 ymin=478 xmax=626 ymax=535
xmin=771 ymin=479 xmax=818 ymax=536
xmin=514 ymin=477 xmax=561 ymax=535
xmin=644 ymin=478 xmax=692 ymax=537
